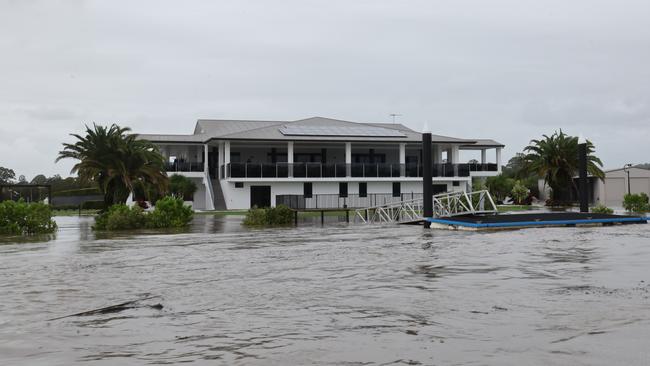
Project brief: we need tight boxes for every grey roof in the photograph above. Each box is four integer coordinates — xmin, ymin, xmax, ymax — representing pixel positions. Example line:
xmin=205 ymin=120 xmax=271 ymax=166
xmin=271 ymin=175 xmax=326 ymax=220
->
xmin=460 ymin=139 xmax=505 ymax=148
xmin=135 ymin=133 xmax=206 ymax=143
xmin=137 ymin=116 xmax=499 ymax=145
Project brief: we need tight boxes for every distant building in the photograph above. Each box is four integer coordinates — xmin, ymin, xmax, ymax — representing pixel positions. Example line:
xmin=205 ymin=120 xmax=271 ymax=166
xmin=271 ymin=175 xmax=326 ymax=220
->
xmin=593 ymin=167 xmax=650 ymax=207
xmin=136 ymin=117 xmax=504 ymax=210
xmin=538 ymin=167 xmax=650 ymax=207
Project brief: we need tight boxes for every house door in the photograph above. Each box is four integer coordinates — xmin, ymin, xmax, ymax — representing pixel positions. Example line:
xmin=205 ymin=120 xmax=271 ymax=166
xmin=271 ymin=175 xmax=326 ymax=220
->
xmin=250 ymin=186 xmax=271 ymax=208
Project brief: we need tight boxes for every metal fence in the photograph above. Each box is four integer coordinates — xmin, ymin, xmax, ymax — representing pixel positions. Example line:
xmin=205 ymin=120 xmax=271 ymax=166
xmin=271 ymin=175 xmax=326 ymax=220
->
xmin=276 ymin=193 xmax=424 ymax=210
xmin=225 ymin=162 xmax=498 ymax=179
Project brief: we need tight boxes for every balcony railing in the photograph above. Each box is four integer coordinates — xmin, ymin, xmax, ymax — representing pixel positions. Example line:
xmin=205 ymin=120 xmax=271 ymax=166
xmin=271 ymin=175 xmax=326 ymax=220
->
xmin=165 ymin=161 xmax=204 ymax=172
xmin=277 ymin=193 xmax=425 ymax=210
xmin=223 ymin=162 xmax=497 ymax=179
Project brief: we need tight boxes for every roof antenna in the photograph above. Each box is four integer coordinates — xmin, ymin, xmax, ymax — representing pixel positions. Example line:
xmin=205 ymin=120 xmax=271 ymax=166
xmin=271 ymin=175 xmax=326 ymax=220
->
xmin=389 ymin=113 xmax=402 ymax=124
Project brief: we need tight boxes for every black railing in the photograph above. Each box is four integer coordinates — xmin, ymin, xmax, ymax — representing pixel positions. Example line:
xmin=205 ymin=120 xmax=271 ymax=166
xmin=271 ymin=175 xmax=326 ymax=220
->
xmin=277 ymin=193 xmax=424 ymax=210
xmin=165 ymin=161 xmax=204 ymax=172
xmin=224 ymin=162 xmax=497 ymax=179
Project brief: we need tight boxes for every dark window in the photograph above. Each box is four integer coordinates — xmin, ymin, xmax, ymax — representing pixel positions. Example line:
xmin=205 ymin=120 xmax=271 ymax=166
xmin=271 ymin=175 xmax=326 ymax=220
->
xmin=235 ymin=182 xmax=244 ymax=188
xmin=432 ymin=184 xmax=447 ymax=194
xmin=339 ymin=182 xmax=348 ymax=198
xmin=392 ymin=182 xmax=401 ymax=197
xmin=359 ymin=182 xmax=367 ymax=198
xmin=303 ymin=182 xmax=313 ymax=198
xmin=452 ymin=181 xmax=460 ymax=187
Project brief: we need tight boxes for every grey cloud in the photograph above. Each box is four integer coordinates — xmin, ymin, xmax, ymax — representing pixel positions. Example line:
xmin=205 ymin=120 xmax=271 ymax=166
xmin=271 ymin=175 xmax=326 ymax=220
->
xmin=1 ymin=0 xmax=649 ymax=178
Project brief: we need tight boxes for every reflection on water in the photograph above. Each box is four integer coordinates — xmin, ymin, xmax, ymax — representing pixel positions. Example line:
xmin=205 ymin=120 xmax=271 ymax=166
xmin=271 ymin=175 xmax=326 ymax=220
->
xmin=1 ymin=215 xmax=649 ymax=365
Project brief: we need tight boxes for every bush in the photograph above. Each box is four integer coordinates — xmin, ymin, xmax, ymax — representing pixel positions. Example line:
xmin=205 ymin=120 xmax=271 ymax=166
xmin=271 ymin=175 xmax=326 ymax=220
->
xmin=93 ymin=196 xmax=193 ymax=231
xmin=623 ymin=193 xmax=650 ymax=213
xmin=243 ymin=205 xmax=294 ymax=226
xmin=93 ymin=204 xmax=146 ymax=231
xmin=0 ymin=200 xmax=57 ymax=235
xmin=510 ymin=180 xmax=530 ymax=205
xmin=591 ymin=204 xmax=614 ymax=214
xmin=146 ymin=196 xmax=193 ymax=228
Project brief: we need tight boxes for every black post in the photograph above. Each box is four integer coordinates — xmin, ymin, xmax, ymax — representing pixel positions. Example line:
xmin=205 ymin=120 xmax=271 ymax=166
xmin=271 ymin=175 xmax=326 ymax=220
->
xmin=627 ymin=169 xmax=631 ymax=195
xmin=294 ymin=210 xmax=298 ymax=226
xmin=578 ymin=142 xmax=588 ymax=213
xmin=422 ymin=132 xmax=433 ymax=227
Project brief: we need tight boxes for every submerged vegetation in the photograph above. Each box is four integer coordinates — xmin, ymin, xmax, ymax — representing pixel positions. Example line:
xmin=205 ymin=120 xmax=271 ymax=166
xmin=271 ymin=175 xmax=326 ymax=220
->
xmin=591 ymin=204 xmax=614 ymax=214
xmin=93 ymin=196 xmax=193 ymax=231
xmin=0 ymin=200 xmax=57 ymax=235
xmin=243 ymin=205 xmax=294 ymax=227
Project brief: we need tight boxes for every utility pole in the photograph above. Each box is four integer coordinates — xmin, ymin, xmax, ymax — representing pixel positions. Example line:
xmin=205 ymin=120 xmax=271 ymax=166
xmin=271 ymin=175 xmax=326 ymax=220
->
xmin=623 ymin=163 xmax=633 ymax=195
xmin=389 ymin=113 xmax=402 ymax=124
xmin=577 ymin=136 xmax=588 ymax=213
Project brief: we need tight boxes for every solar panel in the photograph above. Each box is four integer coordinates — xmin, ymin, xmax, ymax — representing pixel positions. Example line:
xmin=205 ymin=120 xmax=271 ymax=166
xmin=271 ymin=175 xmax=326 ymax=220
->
xmin=279 ymin=125 xmax=406 ymax=137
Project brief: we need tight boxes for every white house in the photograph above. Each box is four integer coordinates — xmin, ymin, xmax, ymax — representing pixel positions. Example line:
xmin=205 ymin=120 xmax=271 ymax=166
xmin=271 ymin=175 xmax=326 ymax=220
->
xmin=137 ymin=117 xmax=504 ymax=210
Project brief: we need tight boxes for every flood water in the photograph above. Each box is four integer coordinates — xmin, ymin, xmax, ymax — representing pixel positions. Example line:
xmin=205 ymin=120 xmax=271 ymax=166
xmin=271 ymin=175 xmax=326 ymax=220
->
xmin=1 ymin=215 xmax=649 ymax=365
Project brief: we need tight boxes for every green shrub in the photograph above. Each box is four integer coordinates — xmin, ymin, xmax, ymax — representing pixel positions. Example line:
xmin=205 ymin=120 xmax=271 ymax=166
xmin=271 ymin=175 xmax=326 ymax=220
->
xmin=243 ymin=205 xmax=294 ymax=226
xmin=510 ymin=180 xmax=530 ymax=205
xmin=146 ymin=196 xmax=193 ymax=228
xmin=0 ymin=200 xmax=57 ymax=235
xmin=93 ymin=196 xmax=193 ymax=231
xmin=93 ymin=204 xmax=146 ymax=231
xmin=591 ymin=204 xmax=614 ymax=214
xmin=623 ymin=193 xmax=650 ymax=213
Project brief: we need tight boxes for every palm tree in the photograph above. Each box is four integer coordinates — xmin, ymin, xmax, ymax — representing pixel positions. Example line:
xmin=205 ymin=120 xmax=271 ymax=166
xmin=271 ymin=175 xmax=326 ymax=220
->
xmin=523 ymin=130 xmax=604 ymax=201
xmin=56 ymin=124 xmax=168 ymax=207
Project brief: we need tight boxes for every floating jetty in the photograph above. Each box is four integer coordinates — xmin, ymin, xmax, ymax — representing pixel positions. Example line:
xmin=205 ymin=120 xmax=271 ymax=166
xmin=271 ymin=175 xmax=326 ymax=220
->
xmin=427 ymin=212 xmax=648 ymax=231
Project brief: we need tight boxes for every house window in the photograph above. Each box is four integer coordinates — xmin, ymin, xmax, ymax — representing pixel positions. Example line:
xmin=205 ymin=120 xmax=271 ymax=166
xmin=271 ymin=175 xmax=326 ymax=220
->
xmin=452 ymin=181 xmax=460 ymax=187
xmin=392 ymin=182 xmax=401 ymax=197
xmin=339 ymin=182 xmax=348 ymax=198
xmin=359 ymin=182 xmax=367 ymax=198
xmin=304 ymin=182 xmax=313 ymax=198
xmin=235 ymin=182 xmax=244 ymax=188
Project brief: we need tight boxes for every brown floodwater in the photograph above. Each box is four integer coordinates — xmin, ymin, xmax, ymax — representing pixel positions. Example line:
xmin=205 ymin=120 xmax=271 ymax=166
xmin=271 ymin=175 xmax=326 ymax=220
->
xmin=1 ymin=214 xmax=649 ymax=365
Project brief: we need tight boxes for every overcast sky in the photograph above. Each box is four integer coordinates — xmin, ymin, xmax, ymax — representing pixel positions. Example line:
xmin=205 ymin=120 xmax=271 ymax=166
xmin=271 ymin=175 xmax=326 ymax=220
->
xmin=1 ymin=0 xmax=649 ymax=179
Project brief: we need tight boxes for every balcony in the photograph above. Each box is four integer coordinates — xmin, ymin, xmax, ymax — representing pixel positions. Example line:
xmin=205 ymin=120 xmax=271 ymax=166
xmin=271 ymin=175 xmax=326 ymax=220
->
xmin=223 ymin=162 xmax=498 ymax=179
xmin=165 ymin=161 xmax=204 ymax=172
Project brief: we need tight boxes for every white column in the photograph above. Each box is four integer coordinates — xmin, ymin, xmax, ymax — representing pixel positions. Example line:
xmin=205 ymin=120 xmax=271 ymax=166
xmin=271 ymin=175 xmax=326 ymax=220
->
xmin=481 ymin=149 xmax=487 ymax=164
xmin=224 ymin=141 xmax=231 ymax=178
xmin=496 ymin=147 xmax=502 ymax=173
xmin=217 ymin=142 xmax=224 ymax=179
xmin=399 ymin=143 xmax=406 ymax=177
xmin=204 ymin=144 xmax=209 ymax=173
xmin=287 ymin=141 xmax=294 ymax=177
xmin=345 ymin=142 xmax=352 ymax=177
xmin=434 ymin=145 xmax=443 ymax=164
xmin=451 ymin=145 xmax=460 ymax=164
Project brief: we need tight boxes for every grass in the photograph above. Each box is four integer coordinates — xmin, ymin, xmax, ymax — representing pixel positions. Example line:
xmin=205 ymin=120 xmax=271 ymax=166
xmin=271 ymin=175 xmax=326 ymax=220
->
xmin=497 ymin=205 xmax=533 ymax=212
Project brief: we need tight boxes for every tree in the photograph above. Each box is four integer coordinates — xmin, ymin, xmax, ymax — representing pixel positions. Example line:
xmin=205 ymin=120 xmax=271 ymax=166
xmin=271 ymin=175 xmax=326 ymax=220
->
xmin=30 ymin=174 xmax=48 ymax=185
xmin=523 ymin=130 xmax=604 ymax=201
xmin=56 ymin=123 xmax=168 ymax=207
xmin=0 ymin=167 xmax=15 ymax=184
xmin=485 ymin=174 xmax=515 ymax=203
xmin=169 ymin=174 xmax=198 ymax=201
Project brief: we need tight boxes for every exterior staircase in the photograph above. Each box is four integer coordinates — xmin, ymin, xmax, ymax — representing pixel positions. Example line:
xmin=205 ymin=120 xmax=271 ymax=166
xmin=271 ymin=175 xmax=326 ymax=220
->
xmin=211 ymin=179 xmax=227 ymax=210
